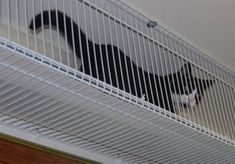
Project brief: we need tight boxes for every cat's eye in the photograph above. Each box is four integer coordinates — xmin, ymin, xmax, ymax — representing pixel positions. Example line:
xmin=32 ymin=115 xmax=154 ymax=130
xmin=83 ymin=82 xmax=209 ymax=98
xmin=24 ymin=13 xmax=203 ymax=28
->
xmin=185 ymin=86 xmax=189 ymax=93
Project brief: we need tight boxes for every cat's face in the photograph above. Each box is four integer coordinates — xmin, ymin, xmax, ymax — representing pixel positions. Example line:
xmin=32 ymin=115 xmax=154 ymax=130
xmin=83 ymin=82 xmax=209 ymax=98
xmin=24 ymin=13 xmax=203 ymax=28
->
xmin=170 ymin=63 xmax=198 ymax=108
xmin=171 ymin=89 xmax=197 ymax=108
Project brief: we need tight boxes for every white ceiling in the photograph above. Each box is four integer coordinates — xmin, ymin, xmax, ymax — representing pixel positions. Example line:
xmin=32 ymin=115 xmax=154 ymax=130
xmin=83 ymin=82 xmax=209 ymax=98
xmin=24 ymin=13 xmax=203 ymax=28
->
xmin=121 ymin=0 xmax=235 ymax=71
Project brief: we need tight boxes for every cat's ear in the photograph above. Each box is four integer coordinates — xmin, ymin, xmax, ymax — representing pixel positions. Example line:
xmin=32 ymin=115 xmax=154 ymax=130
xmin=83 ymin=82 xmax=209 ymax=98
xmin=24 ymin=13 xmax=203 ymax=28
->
xmin=202 ymin=79 xmax=215 ymax=89
xmin=194 ymin=78 xmax=215 ymax=94
xmin=194 ymin=78 xmax=215 ymax=105
xmin=180 ymin=63 xmax=192 ymax=77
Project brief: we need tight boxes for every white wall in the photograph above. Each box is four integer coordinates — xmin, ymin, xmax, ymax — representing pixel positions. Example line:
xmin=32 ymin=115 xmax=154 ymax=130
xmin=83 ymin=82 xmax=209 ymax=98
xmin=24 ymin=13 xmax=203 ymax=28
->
xmin=0 ymin=0 xmax=233 ymax=74
xmin=121 ymin=0 xmax=235 ymax=71
xmin=0 ymin=0 xmax=180 ymax=74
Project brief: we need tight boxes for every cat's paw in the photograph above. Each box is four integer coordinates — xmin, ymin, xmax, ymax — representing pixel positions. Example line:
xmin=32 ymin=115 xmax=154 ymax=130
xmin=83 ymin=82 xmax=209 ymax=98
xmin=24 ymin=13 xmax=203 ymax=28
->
xmin=141 ymin=94 xmax=146 ymax=101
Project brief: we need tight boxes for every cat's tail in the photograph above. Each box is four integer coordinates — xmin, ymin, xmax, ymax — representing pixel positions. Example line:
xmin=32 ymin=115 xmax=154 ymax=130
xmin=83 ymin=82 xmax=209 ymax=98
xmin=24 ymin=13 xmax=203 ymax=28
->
xmin=29 ymin=10 xmax=83 ymax=58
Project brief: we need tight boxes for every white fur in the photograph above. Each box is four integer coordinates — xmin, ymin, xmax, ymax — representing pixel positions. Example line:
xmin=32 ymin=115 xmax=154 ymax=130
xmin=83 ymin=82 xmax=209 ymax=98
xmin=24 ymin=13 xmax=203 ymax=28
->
xmin=171 ymin=89 xmax=197 ymax=108
xmin=141 ymin=94 xmax=146 ymax=101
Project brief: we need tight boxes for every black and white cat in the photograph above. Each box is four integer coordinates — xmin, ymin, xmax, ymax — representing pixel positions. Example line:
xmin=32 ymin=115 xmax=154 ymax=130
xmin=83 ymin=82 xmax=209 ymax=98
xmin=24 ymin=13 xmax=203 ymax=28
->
xmin=29 ymin=10 xmax=214 ymax=113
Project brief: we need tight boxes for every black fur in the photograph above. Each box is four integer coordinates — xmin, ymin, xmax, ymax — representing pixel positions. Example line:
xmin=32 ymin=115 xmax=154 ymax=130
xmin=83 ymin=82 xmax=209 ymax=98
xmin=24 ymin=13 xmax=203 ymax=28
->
xmin=29 ymin=10 xmax=214 ymax=113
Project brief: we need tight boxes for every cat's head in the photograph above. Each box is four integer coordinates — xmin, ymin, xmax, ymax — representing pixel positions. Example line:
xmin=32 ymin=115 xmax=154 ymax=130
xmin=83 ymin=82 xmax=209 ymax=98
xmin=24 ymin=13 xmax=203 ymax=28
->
xmin=170 ymin=63 xmax=214 ymax=109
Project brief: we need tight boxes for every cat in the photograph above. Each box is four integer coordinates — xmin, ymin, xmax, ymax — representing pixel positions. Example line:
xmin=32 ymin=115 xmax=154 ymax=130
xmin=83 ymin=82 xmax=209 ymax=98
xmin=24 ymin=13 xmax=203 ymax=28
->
xmin=29 ymin=10 xmax=214 ymax=113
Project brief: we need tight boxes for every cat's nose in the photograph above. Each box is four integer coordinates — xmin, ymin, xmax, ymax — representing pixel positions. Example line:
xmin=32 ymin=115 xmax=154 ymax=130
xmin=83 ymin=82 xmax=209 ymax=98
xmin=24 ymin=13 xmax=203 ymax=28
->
xmin=188 ymin=96 xmax=194 ymax=102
